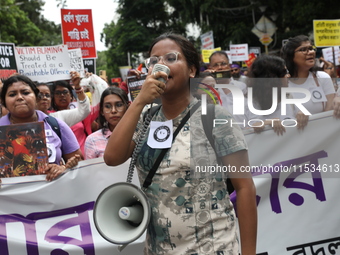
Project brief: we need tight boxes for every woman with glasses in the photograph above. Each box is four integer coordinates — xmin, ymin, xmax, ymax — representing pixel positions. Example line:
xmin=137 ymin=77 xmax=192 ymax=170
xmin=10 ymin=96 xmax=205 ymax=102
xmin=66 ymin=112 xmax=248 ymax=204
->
xmin=281 ymin=35 xmax=336 ymax=129
xmin=50 ymin=72 xmax=100 ymax=154
xmin=0 ymin=74 xmax=82 ymax=181
xmin=84 ymin=87 xmax=129 ymax=159
xmin=104 ymin=33 xmax=257 ymax=255
xmin=36 ymin=71 xmax=91 ymax=127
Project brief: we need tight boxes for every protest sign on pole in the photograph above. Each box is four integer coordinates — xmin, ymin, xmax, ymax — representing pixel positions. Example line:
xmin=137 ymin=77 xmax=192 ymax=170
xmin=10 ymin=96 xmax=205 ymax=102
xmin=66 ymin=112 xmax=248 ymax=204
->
xmin=200 ymin=31 xmax=214 ymax=49
xmin=68 ymin=48 xmax=85 ymax=76
xmin=61 ymin=9 xmax=97 ymax=59
xmin=15 ymin=45 xmax=71 ymax=82
xmin=0 ymin=42 xmax=18 ymax=79
xmin=230 ymin=44 xmax=249 ymax=62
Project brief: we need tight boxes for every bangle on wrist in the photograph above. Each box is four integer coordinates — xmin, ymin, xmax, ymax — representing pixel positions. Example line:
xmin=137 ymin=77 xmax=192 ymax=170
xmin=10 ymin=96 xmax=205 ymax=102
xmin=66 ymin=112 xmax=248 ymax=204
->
xmin=75 ymin=88 xmax=84 ymax=94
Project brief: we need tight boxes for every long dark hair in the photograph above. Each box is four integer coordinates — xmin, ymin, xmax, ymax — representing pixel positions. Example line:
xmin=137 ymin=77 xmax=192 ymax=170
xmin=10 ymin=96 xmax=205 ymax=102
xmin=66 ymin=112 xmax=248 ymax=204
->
xmin=280 ymin=35 xmax=318 ymax=77
xmin=148 ymin=32 xmax=200 ymax=77
xmin=247 ymin=55 xmax=287 ymax=110
xmin=99 ymin=87 xmax=129 ymax=135
xmin=1 ymin=75 xmax=39 ymax=108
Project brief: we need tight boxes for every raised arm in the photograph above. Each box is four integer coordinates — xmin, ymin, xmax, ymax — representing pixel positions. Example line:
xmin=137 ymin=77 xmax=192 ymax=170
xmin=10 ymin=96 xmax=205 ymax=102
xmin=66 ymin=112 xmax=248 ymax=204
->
xmin=104 ymin=71 xmax=168 ymax=166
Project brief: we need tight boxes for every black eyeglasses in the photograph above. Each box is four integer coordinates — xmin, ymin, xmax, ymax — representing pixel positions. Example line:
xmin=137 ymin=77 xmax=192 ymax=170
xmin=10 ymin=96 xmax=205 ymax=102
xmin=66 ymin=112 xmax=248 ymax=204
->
xmin=54 ymin=90 xmax=70 ymax=97
xmin=295 ymin=46 xmax=316 ymax=54
xmin=212 ymin=62 xmax=229 ymax=68
xmin=145 ymin=52 xmax=180 ymax=69
xmin=230 ymin=69 xmax=239 ymax=72
xmin=38 ymin=93 xmax=51 ymax=99
xmin=104 ymin=102 xmax=126 ymax=113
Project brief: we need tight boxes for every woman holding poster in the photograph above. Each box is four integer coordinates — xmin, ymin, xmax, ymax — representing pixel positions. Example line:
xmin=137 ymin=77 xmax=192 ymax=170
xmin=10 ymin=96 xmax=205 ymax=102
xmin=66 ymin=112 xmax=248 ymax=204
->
xmin=0 ymin=74 xmax=82 ymax=181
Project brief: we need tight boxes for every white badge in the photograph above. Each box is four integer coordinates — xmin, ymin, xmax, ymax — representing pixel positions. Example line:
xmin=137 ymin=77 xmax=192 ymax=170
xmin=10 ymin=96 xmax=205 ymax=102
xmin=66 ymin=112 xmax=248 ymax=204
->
xmin=147 ymin=120 xmax=173 ymax=149
xmin=46 ymin=143 xmax=56 ymax=163
xmin=310 ymin=87 xmax=327 ymax=103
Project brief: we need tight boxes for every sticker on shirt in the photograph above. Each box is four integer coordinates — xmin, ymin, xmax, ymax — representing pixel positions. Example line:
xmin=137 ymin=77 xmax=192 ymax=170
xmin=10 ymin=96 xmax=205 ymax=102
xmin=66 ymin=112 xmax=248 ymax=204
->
xmin=45 ymin=129 xmax=56 ymax=162
xmin=46 ymin=143 xmax=56 ymax=163
xmin=310 ymin=87 xmax=327 ymax=103
xmin=147 ymin=120 xmax=173 ymax=149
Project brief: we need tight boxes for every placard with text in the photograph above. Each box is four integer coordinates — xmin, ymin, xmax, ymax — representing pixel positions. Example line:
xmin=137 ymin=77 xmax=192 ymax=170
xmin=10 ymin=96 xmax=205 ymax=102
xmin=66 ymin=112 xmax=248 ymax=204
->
xmin=61 ymin=9 xmax=97 ymax=59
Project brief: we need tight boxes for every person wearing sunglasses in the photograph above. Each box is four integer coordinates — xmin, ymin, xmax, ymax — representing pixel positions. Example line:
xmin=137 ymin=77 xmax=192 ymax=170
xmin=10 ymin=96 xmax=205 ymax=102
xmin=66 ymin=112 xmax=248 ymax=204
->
xmin=104 ymin=33 xmax=257 ymax=255
xmin=84 ymin=87 xmax=129 ymax=159
xmin=230 ymin=63 xmax=247 ymax=84
xmin=281 ymin=35 xmax=336 ymax=129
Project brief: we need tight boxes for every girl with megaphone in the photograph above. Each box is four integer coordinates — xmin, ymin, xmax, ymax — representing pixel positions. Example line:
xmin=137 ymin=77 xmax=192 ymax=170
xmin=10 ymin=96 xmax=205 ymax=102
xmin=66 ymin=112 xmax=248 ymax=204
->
xmin=104 ymin=32 xmax=257 ymax=255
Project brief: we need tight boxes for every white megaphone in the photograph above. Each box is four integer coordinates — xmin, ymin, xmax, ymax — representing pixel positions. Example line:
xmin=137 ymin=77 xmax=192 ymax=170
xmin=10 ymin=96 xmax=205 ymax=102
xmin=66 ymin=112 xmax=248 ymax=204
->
xmin=93 ymin=182 xmax=151 ymax=251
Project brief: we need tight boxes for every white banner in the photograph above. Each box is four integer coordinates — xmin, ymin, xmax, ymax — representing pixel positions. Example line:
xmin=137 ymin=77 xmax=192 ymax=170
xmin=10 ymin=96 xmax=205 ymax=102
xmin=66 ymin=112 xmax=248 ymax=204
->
xmin=0 ymin=158 xmax=144 ymax=255
xmin=0 ymin=112 xmax=339 ymax=254
xmin=242 ymin=111 xmax=340 ymax=254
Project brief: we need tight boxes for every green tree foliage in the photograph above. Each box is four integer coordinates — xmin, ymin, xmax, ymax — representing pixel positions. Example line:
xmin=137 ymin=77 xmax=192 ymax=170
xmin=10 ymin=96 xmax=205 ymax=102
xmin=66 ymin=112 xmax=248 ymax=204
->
xmin=101 ymin=0 xmax=340 ymax=79
xmin=0 ymin=0 xmax=61 ymax=46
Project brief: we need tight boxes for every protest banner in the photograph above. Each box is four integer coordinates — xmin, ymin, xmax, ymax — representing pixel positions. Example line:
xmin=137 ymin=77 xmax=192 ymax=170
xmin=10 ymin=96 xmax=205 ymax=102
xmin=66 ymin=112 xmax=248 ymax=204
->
xmin=111 ymin=77 xmax=122 ymax=85
xmin=313 ymin=19 xmax=340 ymax=47
xmin=61 ymin=9 xmax=97 ymax=59
xmin=15 ymin=45 xmax=71 ymax=82
xmin=68 ymin=48 xmax=85 ymax=76
xmin=200 ymin=31 xmax=214 ymax=49
xmin=230 ymin=44 xmax=249 ymax=62
xmin=0 ymin=42 xmax=18 ymax=79
xmin=0 ymin=111 xmax=339 ymax=254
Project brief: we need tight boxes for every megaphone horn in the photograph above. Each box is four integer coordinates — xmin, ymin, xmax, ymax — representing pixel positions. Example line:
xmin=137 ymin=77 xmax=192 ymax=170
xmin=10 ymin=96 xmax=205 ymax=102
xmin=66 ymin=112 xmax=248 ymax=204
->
xmin=93 ymin=182 xmax=151 ymax=250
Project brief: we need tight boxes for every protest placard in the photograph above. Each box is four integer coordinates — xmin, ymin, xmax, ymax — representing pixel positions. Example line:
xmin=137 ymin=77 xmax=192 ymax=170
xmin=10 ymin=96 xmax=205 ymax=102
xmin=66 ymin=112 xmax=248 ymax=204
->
xmin=68 ymin=48 xmax=85 ymax=76
xmin=0 ymin=42 xmax=18 ymax=79
xmin=15 ymin=45 xmax=71 ymax=82
xmin=61 ymin=9 xmax=97 ymax=59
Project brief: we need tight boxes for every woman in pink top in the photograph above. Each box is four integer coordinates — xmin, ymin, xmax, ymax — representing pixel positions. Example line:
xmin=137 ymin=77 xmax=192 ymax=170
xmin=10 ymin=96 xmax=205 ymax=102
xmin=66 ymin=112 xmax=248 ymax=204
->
xmin=84 ymin=87 xmax=129 ymax=159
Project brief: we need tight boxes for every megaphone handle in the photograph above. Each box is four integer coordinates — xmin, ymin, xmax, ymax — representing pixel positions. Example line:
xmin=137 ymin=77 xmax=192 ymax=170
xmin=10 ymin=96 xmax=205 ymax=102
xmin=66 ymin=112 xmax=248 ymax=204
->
xmin=126 ymin=107 xmax=154 ymax=183
xmin=118 ymin=244 xmax=128 ymax=252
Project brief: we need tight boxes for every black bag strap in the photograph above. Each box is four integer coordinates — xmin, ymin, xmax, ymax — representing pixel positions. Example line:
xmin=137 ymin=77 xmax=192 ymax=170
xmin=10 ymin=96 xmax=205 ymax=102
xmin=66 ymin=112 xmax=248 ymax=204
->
xmin=201 ymin=104 xmax=234 ymax=194
xmin=45 ymin=115 xmax=62 ymax=141
xmin=142 ymin=102 xmax=201 ymax=189
xmin=201 ymin=104 xmax=215 ymax=151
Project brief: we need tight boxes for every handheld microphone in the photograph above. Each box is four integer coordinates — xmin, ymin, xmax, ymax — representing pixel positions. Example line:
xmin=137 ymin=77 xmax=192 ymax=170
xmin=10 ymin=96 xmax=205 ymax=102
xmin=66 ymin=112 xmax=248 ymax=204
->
xmin=151 ymin=64 xmax=170 ymax=83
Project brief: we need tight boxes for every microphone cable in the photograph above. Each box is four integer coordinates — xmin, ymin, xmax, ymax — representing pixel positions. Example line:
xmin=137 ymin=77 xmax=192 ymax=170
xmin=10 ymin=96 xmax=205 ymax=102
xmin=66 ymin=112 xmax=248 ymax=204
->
xmin=126 ymin=104 xmax=153 ymax=183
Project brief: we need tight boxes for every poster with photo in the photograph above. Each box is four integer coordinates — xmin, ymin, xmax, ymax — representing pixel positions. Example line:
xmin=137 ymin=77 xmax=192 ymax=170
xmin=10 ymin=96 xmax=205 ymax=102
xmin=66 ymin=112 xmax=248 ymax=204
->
xmin=0 ymin=122 xmax=48 ymax=178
